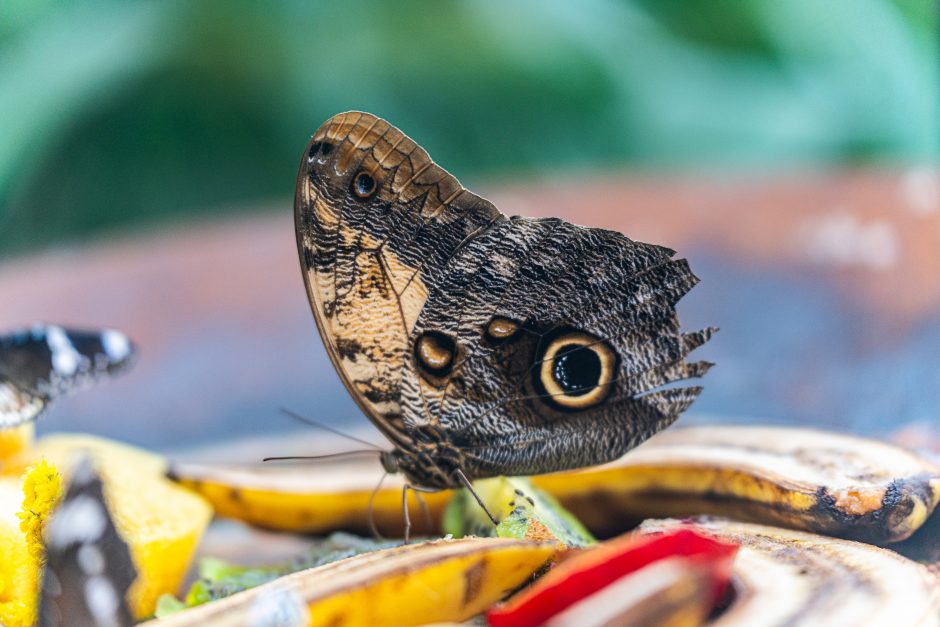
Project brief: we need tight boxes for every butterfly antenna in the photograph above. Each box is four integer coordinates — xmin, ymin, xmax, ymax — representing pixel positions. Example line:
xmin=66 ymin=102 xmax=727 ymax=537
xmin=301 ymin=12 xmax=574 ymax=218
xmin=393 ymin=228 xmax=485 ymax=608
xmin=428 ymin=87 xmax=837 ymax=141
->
xmin=456 ymin=468 xmax=498 ymax=526
xmin=279 ymin=407 xmax=383 ymax=450
xmin=262 ymin=450 xmax=382 ymax=463
xmin=368 ymin=471 xmax=388 ymax=541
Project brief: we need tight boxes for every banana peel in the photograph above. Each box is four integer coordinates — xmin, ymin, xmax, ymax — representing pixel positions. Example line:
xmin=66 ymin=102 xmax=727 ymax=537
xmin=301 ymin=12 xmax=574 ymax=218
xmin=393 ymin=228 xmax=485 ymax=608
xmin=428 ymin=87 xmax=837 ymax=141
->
xmin=144 ymin=537 xmax=557 ymax=627
xmin=640 ymin=518 xmax=940 ymax=627
xmin=167 ymin=459 xmax=449 ymax=537
xmin=168 ymin=426 xmax=940 ymax=543
xmin=551 ymin=425 xmax=940 ymax=543
xmin=895 ymin=506 xmax=940 ymax=574
xmin=157 ymin=533 xmax=403 ymax=615
xmin=2 ymin=433 xmax=213 ymax=620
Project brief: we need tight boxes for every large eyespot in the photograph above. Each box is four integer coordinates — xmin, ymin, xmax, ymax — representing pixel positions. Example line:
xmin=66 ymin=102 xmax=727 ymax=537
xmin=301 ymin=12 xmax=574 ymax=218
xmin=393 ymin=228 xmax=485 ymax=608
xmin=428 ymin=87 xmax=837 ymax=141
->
xmin=484 ymin=316 xmax=520 ymax=343
xmin=536 ymin=331 xmax=617 ymax=410
xmin=414 ymin=331 xmax=457 ymax=377
xmin=352 ymin=170 xmax=377 ymax=199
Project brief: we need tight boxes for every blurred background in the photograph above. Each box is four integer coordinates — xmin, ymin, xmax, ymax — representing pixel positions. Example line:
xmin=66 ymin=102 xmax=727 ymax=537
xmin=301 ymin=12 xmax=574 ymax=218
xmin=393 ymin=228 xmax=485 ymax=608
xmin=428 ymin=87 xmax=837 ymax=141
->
xmin=1 ymin=0 xmax=938 ymax=452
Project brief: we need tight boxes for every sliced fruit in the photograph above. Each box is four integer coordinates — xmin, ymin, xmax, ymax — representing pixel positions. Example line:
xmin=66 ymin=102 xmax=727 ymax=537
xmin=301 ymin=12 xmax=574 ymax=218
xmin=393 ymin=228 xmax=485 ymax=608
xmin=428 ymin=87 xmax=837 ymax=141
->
xmin=488 ymin=529 xmax=736 ymax=627
xmin=157 ymin=532 xmax=403 ymax=615
xmin=4 ymin=433 xmax=213 ymax=620
xmin=541 ymin=425 xmax=940 ymax=543
xmin=168 ymin=426 xmax=940 ymax=543
xmin=443 ymin=476 xmax=595 ymax=547
xmin=143 ymin=537 xmax=557 ymax=627
xmin=0 ymin=475 xmax=34 ymax=627
xmin=0 ymin=424 xmax=33 ymax=468
xmin=640 ymin=518 xmax=940 ymax=627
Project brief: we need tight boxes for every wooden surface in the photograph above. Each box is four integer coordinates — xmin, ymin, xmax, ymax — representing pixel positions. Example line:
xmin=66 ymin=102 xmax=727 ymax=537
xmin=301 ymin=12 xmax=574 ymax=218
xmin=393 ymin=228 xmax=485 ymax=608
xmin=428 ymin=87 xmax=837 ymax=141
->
xmin=1 ymin=167 xmax=939 ymax=453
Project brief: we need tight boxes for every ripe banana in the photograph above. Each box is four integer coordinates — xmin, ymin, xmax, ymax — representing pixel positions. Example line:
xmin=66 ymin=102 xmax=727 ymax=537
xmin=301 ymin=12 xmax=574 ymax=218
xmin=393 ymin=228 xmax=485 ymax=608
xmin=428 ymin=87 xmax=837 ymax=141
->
xmin=143 ymin=537 xmax=556 ymax=627
xmin=549 ymin=425 xmax=940 ymax=543
xmin=168 ymin=426 xmax=940 ymax=543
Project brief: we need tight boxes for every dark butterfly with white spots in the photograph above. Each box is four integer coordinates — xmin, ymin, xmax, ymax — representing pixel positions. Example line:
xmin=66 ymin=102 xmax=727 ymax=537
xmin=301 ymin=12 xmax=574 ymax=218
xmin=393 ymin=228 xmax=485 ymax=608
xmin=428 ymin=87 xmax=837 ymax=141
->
xmin=0 ymin=324 xmax=135 ymax=428
xmin=295 ymin=112 xmax=714 ymax=498
xmin=40 ymin=457 xmax=137 ymax=627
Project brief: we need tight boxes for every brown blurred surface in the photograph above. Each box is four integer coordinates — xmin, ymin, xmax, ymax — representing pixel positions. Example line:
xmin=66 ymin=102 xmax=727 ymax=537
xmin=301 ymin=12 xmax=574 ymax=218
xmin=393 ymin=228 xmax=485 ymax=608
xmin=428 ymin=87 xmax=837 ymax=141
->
xmin=1 ymin=168 xmax=939 ymax=450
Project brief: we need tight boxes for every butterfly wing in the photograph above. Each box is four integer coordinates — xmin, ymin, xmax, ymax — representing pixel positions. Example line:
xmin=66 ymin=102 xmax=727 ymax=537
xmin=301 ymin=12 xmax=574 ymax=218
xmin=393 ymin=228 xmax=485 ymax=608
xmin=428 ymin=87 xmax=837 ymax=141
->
xmin=400 ymin=211 xmax=713 ymax=477
xmin=0 ymin=325 xmax=135 ymax=428
xmin=295 ymin=111 xmax=505 ymax=448
xmin=296 ymin=112 xmax=712 ymax=482
xmin=39 ymin=457 xmax=137 ymax=627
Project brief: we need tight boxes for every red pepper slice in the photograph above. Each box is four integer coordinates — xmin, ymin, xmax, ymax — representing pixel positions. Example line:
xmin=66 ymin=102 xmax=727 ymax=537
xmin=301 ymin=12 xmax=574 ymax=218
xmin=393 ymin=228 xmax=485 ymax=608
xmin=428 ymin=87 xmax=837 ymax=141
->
xmin=487 ymin=527 xmax=738 ymax=627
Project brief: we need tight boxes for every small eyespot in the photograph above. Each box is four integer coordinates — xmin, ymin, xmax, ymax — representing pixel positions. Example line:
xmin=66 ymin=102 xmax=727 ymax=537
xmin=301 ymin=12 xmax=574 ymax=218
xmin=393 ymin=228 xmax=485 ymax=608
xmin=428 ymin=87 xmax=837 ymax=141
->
xmin=484 ymin=317 xmax=520 ymax=343
xmin=352 ymin=171 xmax=377 ymax=199
xmin=535 ymin=331 xmax=617 ymax=410
xmin=307 ymin=141 xmax=332 ymax=162
xmin=414 ymin=331 xmax=457 ymax=377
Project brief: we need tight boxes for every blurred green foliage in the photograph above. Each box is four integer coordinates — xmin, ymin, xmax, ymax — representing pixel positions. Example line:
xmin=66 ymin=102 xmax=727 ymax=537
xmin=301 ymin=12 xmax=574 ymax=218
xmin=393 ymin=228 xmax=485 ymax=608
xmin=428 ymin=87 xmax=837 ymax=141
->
xmin=1 ymin=0 xmax=937 ymax=256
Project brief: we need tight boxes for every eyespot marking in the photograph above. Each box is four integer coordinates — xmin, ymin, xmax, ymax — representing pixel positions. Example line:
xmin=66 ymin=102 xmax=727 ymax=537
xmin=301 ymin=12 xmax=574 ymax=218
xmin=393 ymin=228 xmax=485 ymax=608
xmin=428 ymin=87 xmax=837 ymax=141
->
xmin=414 ymin=331 xmax=457 ymax=376
xmin=485 ymin=317 xmax=520 ymax=342
xmin=552 ymin=343 xmax=602 ymax=396
xmin=352 ymin=170 xmax=377 ymax=198
xmin=536 ymin=331 xmax=617 ymax=410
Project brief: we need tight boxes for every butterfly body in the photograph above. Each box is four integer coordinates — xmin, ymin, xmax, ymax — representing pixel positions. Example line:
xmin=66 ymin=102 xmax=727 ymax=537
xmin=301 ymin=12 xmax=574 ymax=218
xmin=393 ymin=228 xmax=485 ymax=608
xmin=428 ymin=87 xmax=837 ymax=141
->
xmin=0 ymin=324 xmax=135 ymax=428
xmin=296 ymin=112 xmax=713 ymax=490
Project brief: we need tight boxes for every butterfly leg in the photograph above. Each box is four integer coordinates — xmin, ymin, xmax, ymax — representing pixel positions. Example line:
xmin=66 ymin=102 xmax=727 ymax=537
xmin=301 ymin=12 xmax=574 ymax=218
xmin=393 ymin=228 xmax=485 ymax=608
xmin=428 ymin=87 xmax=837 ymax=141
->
xmin=414 ymin=491 xmax=434 ymax=531
xmin=455 ymin=468 xmax=498 ymax=527
xmin=402 ymin=483 xmax=442 ymax=544
xmin=367 ymin=472 xmax=388 ymax=541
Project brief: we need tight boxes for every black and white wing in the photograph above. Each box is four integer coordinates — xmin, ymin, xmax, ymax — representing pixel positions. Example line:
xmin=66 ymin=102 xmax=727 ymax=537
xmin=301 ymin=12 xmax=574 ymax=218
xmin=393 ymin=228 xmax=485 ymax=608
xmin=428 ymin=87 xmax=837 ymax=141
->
xmin=39 ymin=457 xmax=137 ymax=627
xmin=0 ymin=324 xmax=135 ymax=428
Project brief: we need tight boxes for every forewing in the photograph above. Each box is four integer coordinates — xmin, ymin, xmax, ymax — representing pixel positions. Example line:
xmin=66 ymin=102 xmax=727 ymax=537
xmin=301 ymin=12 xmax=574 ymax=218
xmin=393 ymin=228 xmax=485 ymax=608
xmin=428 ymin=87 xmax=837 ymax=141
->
xmin=295 ymin=112 xmax=505 ymax=446
xmin=402 ymin=216 xmax=713 ymax=477
xmin=39 ymin=458 xmax=137 ymax=627
xmin=0 ymin=325 xmax=135 ymax=428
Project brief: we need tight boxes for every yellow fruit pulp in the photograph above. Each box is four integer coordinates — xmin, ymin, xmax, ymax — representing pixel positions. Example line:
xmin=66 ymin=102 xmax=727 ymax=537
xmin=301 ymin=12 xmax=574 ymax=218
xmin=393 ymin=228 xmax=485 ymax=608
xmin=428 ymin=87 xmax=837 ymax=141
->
xmin=0 ymin=424 xmax=34 ymax=468
xmin=0 ymin=477 xmax=33 ymax=627
xmin=2 ymin=433 xmax=213 ymax=620
xmin=143 ymin=537 xmax=556 ymax=627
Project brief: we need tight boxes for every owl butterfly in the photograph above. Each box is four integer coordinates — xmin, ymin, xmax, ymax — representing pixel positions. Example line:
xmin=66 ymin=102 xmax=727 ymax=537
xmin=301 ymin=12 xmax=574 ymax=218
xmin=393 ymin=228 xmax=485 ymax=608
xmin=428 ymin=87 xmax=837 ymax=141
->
xmin=40 ymin=457 xmax=137 ymax=627
xmin=295 ymin=112 xmax=713 ymax=499
xmin=0 ymin=324 xmax=135 ymax=428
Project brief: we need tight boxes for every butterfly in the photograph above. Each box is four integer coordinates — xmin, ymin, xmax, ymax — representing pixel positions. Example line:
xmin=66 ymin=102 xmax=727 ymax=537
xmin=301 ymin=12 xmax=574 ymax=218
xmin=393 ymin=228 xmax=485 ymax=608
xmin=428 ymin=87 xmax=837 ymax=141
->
xmin=294 ymin=112 xmax=713 ymax=498
xmin=39 ymin=457 xmax=137 ymax=627
xmin=0 ymin=324 xmax=135 ymax=428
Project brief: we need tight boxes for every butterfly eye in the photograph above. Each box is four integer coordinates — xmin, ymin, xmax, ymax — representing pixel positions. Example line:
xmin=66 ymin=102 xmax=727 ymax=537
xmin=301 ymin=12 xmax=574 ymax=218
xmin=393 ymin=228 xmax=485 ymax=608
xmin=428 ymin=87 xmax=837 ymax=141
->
xmin=352 ymin=171 xmax=377 ymax=199
xmin=536 ymin=331 xmax=617 ymax=410
xmin=414 ymin=331 xmax=457 ymax=376
xmin=484 ymin=317 xmax=520 ymax=343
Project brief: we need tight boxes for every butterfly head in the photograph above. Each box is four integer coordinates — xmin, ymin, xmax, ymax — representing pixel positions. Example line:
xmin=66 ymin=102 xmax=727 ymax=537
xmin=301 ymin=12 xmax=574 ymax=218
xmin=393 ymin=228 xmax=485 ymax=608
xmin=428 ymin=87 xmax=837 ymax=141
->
xmin=379 ymin=450 xmax=399 ymax=475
